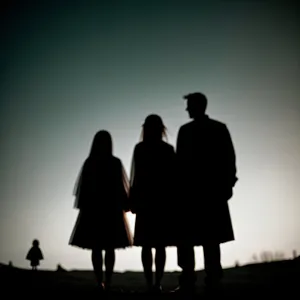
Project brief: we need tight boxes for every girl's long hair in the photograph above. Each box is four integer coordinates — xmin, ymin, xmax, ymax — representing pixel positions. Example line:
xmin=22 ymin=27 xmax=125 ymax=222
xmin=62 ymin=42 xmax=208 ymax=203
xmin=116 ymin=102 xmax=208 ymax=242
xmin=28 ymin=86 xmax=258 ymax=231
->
xmin=72 ymin=130 xmax=113 ymax=208
xmin=140 ymin=114 xmax=168 ymax=142
xmin=89 ymin=130 xmax=113 ymax=158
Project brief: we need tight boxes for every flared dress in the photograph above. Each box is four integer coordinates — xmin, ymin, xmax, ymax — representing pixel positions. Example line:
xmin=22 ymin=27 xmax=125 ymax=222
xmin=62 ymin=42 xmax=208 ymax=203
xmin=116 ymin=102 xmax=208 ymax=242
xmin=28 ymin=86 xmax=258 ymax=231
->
xmin=69 ymin=156 xmax=133 ymax=250
xmin=26 ymin=246 xmax=44 ymax=266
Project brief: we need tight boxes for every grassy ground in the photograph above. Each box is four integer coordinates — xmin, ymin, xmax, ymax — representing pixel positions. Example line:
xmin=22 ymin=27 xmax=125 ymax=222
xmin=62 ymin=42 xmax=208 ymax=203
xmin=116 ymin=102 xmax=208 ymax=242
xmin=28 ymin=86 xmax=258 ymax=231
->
xmin=1 ymin=259 xmax=299 ymax=297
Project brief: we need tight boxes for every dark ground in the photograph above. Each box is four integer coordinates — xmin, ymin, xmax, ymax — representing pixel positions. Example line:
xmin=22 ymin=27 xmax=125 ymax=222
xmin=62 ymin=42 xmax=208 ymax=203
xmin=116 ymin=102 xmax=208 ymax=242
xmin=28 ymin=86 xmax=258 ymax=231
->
xmin=1 ymin=259 xmax=299 ymax=297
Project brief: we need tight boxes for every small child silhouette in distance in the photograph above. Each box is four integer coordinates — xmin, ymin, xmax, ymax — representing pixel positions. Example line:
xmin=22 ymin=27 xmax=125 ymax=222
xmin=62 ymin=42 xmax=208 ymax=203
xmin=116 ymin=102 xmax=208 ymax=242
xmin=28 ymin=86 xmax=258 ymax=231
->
xmin=26 ymin=239 xmax=44 ymax=270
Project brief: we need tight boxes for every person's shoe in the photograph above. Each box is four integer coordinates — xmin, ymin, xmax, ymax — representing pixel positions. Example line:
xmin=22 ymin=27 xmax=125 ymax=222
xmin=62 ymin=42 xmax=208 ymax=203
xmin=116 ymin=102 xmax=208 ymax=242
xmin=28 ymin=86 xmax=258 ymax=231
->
xmin=204 ymin=275 xmax=222 ymax=286
xmin=171 ymin=284 xmax=195 ymax=295
xmin=95 ymin=282 xmax=105 ymax=293
xmin=145 ymin=283 xmax=153 ymax=294
xmin=204 ymin=278 xmax=223 ymax=295
xmin=170 ymin=286 xmax=182 ymax=293
xmin=104 ymin=282 xmax=112 ymax=293
xmin=152 ymin=284 xmax=162 ymax=294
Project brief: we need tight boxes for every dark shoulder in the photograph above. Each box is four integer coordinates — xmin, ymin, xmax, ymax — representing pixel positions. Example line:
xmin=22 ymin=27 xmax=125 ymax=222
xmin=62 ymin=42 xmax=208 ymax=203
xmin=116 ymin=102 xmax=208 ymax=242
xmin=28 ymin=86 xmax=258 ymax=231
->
xmin=134 ymin=141 xmax=143 ymax=149
xmin=207 ymin=119 xmax=232 ymax=138
xmin=131 ymin=142 xmax=146 ymax=159
xmin=134 ymin=141 xmax=174 ymax=155
xmin=207 ymin=117 xmax=227 ymax=129
xmin=82 ymin=157 xmax=92 ymax=170
xmin=161 ymin=141 xmax=175 ymax=152
xmin=112 ymin=156 xmax=121 ymax=162
xmin=179 ymin=117 xmax=227 ymax=128
xmin=178 ymin=121 xmax=195 ymax=132
xmin=133 ymin=142 xmax=143 ymax=154
xmin=112 ymin=156 xmax=122 ymax=167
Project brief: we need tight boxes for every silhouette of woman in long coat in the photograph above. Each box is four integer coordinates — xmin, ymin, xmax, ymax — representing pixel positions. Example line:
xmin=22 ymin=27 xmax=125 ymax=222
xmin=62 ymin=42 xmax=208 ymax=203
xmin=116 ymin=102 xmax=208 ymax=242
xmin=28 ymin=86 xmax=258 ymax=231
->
xmin=129 ymin=114 xmax=176 ymax=292
xmin=69 ymin=130 xmax=132 ymax=291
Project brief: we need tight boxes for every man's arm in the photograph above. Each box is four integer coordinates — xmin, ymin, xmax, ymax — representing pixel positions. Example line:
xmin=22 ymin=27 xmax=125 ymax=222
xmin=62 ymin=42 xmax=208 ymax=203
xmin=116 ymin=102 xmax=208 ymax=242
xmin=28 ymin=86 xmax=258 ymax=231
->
xmin=176 ymin=126 xmax=185 ymax=158
xmin=222 ymin=124 xmax=238 ymax=187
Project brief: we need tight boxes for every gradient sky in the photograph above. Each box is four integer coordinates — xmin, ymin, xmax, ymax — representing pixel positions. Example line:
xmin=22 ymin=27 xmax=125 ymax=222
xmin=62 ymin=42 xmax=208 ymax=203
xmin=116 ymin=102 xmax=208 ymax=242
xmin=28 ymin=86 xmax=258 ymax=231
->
xmin=1 ymin=0 xmax=299 ymax=271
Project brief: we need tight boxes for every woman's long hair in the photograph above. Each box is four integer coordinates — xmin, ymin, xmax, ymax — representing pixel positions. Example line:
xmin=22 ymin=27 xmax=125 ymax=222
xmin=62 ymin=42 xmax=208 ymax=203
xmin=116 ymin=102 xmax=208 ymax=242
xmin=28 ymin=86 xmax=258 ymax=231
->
xmin=72 ymin=130 xmax=113 ymax=207
xmin=89 ymin=130 xmax=113 ymax=158
xmin=140 ymin=114 xmax=168 ymax=142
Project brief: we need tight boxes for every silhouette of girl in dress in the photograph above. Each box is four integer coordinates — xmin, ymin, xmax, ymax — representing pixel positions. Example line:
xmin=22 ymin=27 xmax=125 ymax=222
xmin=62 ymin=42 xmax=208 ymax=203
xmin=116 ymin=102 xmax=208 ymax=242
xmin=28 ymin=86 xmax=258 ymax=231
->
xmin=69 ymin=130 xmax=132 ymax=291
xmin=129 ymin=114 xmax=176 ymax=293
xmin=26 ymin=239 xmax=44 ymax=270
